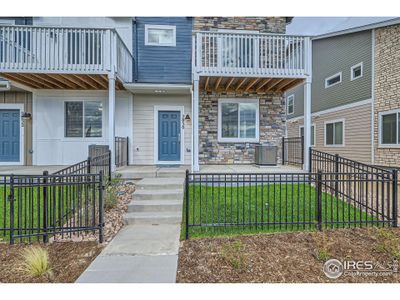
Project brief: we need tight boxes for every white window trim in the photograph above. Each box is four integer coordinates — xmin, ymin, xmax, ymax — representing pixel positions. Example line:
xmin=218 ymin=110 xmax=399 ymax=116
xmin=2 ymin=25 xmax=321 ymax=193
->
xmin=63 ymin=100 xmax=104 ymax=140
xmin=350 ymin=62 xmax=363 ymax=81
xmin=287 ymin=94 xmax=295 ymax=115
xmin=153 ymin=105 xmax=185 ymax=165
xmin=218 ymin=98 xmax=259 ymax=143
xmin=0 ymin=103 xmax=25 ymax=165
xmin=324 ymin=118 xmax=345 ymax=147
xmin=0 ymin=19 xmax=16 ymax=25
xmin=378 ymin=108 xmax=400 ymax=148
xmin=299 ymin=123 xmax=316 ymax=147
xmin=325 ymin=72 xmax=342 ymax=88
xmin=145 ymin=24 xmax=176 ymax=47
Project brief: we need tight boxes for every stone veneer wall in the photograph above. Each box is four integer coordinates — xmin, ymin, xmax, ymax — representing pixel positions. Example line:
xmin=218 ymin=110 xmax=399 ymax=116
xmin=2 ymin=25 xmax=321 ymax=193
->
xmin=374 ymin=24 xmax=400 ymax=167
xmin=193 ymin=17 xmax=287 ymax=34
xmin=199 ymin=92 xmax=285 ymax=164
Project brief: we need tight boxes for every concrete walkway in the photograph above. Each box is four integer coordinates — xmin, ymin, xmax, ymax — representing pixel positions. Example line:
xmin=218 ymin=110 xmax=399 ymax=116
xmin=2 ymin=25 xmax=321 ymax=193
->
xmin=76 ymin=177 xmax=184 ymax=283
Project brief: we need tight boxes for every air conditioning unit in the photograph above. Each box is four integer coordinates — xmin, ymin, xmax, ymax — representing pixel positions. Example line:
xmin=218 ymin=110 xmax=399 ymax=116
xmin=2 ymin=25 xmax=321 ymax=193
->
xmin=0 ymin=80 xmax=10 ymax=91
xmin=255 ymin=145 xmax=277 ymax=166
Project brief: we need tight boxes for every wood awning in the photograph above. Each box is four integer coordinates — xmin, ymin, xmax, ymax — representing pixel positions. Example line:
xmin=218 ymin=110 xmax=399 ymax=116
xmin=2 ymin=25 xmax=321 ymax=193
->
xmin=0 ymin=73 xmax=125 ymax=90
xmin=199 ymin=76 xmax=304 ymax=93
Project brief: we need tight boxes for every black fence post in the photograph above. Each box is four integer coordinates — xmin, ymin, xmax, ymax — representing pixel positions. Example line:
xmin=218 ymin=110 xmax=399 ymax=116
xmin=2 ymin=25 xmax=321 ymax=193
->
xmin=98 ymin=171 xmax=105 ymax=243
xmin=42 ymin=170 xmax=49 ymax=243
xmin=308 ymin=147 xmax=312 ymax=173
xmin=185 ymin=169 xmax=189 ymax=240
xmin=316 ymin=169 xmax=323 ymax=231
xmin=282 ymin=137 xmax=285 ymax=165
xmin=87 ymin=156 xmax=91 ymax=174
xmin=392 ymin=169 xmax=398 ymax=227
xmin=334 ymin=154 xmax=339 ymax=199
xmin=301 ymin=135 xmax=304 ymax=164
xmin=108 ymin=150 xmax=112 ymax=181
xmin=9 ymin=174 xmax=15 ymax=245
xmin=126 ymin=136 xmax=129 ymax=166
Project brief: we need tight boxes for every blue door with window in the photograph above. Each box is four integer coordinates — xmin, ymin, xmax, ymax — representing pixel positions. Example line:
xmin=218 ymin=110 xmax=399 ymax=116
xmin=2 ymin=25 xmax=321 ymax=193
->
xmin=158 ymin=111 xmax=181 ymax=162
xmin=0 ymin=109 xmax=20 ymax=162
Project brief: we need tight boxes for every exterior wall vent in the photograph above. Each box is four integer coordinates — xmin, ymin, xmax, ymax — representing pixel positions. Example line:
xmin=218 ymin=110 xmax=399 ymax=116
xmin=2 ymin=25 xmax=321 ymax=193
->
xmin=0 ymin=80 xmax=10 ymax=91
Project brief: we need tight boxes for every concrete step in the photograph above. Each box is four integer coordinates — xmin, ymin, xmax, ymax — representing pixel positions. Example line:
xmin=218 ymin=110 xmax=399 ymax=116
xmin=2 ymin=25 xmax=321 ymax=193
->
xmin=124 ymin=211 xmax=182 ymax=225
xmin=135 ymin=178 xmax=185 ymax=191
xmin=134 ymin=189 xmax=183 ymax=201
xmin=128 ymin=199 xmax=183 ymax=213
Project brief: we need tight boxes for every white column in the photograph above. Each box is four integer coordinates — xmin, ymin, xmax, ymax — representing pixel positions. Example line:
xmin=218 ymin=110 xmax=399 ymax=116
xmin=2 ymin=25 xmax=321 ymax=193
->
xmin=108 ymin=73 xmax=116 ymax=171
xmin=192 ymin=77 xmax=200 ymax=172
xmin=303 ymin=79 xmax=312 ymax=171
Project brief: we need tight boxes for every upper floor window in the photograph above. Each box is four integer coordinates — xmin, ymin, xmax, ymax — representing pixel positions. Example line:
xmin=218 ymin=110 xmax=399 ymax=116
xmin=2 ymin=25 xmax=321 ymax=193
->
xmin=379 ymin=110 xmax=400 ymax=146
xmin=325 ymin=72 xmax=342 ymax=88
xmin=145 ymin=25 xmax=176 ymax=47
xmin=351 ymin=62 xmax=363 ymax=81
xmin=287 ymin=95 xmax=294 ymax=115
xmin=65 ymin=101 xmax=103 ymax=138
xmin=218 ymin=99 xmax=259 ymax=143
xmin=325 ymin=120 xmax=344 ymax=146
xmin=300 ymin=125 xmax=316 ymax=146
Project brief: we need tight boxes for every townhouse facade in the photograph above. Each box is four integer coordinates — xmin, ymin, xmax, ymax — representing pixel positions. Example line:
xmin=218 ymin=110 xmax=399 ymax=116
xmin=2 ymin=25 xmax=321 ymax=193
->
xmin=285 ymin=18 xmax=400 ymax=167
xmin=0 ymin=16 xmax=313 ymax=171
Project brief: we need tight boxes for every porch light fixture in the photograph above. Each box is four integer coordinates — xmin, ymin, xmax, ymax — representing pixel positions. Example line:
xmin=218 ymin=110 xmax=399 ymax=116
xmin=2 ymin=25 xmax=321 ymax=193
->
xmin=21 ymin=112 xmax=32 ymax=120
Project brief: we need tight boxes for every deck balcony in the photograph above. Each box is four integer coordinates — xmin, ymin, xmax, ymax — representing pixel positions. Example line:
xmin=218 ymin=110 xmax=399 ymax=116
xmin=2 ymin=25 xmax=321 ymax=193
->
xmin=0 ymin=25 xmax=134 ymax=89
xmin=192 ymin=31 xmax=311 ymax=93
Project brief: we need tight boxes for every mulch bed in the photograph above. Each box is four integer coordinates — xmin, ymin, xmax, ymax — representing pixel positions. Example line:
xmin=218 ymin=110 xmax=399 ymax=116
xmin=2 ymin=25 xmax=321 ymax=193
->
xmin=0 ymin=241 xmax=102 ymax=283
xmin=0 ymin=180 xmax=135 ymax=283
xmin=177 ymin=228 xmax=400 ymax=283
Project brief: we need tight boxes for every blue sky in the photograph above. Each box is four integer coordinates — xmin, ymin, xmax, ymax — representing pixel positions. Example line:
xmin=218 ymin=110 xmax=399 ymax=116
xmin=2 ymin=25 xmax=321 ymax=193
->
xmin=287 ymin=17 xmax=397 ymax=35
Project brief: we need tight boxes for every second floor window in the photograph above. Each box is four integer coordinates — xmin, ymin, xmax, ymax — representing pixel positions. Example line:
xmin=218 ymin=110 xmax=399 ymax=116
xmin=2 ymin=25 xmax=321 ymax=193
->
xmin=380 ymin=110 xmax=400 ymax=145
xmin=65 ymin=101 xmax=102 ymax=138
xmin=325 ymin=72 xmax=342 ymax=88
xmin=145 ymin=25 xmax=176 ymax=47
xmin=325 ymin=120 xmax=344 ymax=146
xmin=287 ymin=95 xmax=294 ymax=115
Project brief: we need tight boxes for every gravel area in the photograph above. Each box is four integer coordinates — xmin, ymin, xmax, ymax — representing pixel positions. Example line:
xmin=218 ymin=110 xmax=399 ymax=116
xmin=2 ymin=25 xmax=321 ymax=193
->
xmin=177 ymin=228 xmax=400 ymax=283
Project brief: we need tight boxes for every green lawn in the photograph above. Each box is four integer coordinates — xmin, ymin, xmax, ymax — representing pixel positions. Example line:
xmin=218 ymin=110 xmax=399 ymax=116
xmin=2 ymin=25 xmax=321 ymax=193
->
xmin=182 ymin=183 xmax=379 ymax=239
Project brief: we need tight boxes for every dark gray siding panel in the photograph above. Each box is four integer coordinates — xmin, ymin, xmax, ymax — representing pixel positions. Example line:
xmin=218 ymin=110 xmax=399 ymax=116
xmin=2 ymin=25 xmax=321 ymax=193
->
xmin=134 ymin=17 xmax=192 ymax=84
xmin=286 ymin=30 xmax=372 ymax=119
xmin=312 ymin=30 xmax=372 ymax=111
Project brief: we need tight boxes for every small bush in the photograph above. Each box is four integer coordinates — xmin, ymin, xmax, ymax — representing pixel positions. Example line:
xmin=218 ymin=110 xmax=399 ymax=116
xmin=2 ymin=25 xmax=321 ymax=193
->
xmin=104 ymin=185 xmax=118 ymax=210
xmin=313 ymin=232 xmax=332 ymax=261
xmin=221 ymin=241 xmax=246 ymax=271
xmin=21 ymin=246 xmax=52 ymax=279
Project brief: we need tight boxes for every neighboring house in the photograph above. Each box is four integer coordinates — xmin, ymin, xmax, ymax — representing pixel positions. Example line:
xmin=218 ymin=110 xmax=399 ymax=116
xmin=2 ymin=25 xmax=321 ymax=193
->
xmin=0 ymin=16 xmax=313 ymax=171
xmin=285 ymin=18 xmax=400 ymax=166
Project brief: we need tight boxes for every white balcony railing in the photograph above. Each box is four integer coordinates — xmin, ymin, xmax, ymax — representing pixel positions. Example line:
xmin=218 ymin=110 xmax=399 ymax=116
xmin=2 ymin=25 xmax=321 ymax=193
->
xmin=193 ymin=31 xmax=311 ymax=78
xmin=0 ymin=25 xmax=133 ymax=83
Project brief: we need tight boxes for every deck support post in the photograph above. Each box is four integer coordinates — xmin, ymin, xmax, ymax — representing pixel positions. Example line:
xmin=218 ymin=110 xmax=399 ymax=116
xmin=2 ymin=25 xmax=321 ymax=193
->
xmin=303 ymin=37 xmax=313 ymax=172
xmin=108 ymin=73 xmax=116 ymax=172
xmin=192 ymin=77 xmax=200 ymax=172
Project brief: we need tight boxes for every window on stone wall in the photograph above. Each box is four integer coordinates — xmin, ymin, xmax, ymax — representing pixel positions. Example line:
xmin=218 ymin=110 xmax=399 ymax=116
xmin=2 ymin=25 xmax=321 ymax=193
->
xmin=380 ymin=110 xmax=400 ymax=146
xmin=218 ymin=99 xmax=259 ymax=143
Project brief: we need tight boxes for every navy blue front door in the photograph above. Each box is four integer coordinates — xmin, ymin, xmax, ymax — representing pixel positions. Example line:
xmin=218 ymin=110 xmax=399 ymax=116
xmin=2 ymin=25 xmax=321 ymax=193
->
xmin=158 ymin=111 xmax=181 ymax=162
xmin=0 ymin=109 xmax=20 ymax=162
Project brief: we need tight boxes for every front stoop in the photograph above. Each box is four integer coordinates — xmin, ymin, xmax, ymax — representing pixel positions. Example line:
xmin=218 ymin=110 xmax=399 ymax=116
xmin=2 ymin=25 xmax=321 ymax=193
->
xmin=76 ymin=177 xmax=185 ymax=283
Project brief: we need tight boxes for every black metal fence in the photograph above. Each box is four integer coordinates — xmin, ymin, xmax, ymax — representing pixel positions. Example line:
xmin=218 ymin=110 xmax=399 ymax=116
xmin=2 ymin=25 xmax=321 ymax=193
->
xmin=115 ymin=136 xmax=129 ymax=167
xmin=52 ymin=150 xmax=111 ymax=180
xmin=282 ymin=136 xmax=304 ymax=167
xmin=0 ymin=172 xmax=104 ymax=244
xmin=184 ymin=170 xmax=398 ymax=239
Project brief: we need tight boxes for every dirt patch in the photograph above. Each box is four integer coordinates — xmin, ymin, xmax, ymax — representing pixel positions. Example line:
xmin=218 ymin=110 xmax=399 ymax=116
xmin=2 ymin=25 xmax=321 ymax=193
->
xmin=0 ymin=241 xmax=102 ymax=283
xmin=177 ymin=228 xmax=400 ymax=283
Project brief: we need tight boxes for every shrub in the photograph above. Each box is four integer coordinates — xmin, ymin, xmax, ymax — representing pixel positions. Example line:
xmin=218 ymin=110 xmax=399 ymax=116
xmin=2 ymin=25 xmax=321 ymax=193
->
xmin=104 ymin=185 xmax=118 ymax=210
xmin=313 ymin=232 xmax=332 ymax=261
xmin=21 ymin=246 xmax=53 ymax=279
xmin=221 ymin=241 xmax=246 ymax=271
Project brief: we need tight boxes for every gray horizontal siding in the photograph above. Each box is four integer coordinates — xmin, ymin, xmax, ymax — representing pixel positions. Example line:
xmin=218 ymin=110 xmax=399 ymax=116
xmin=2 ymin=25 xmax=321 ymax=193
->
xmin=133 ymin=17 xmax=192 ymax=84
xmin=287 ymin=30 xmax=372 ymax=119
